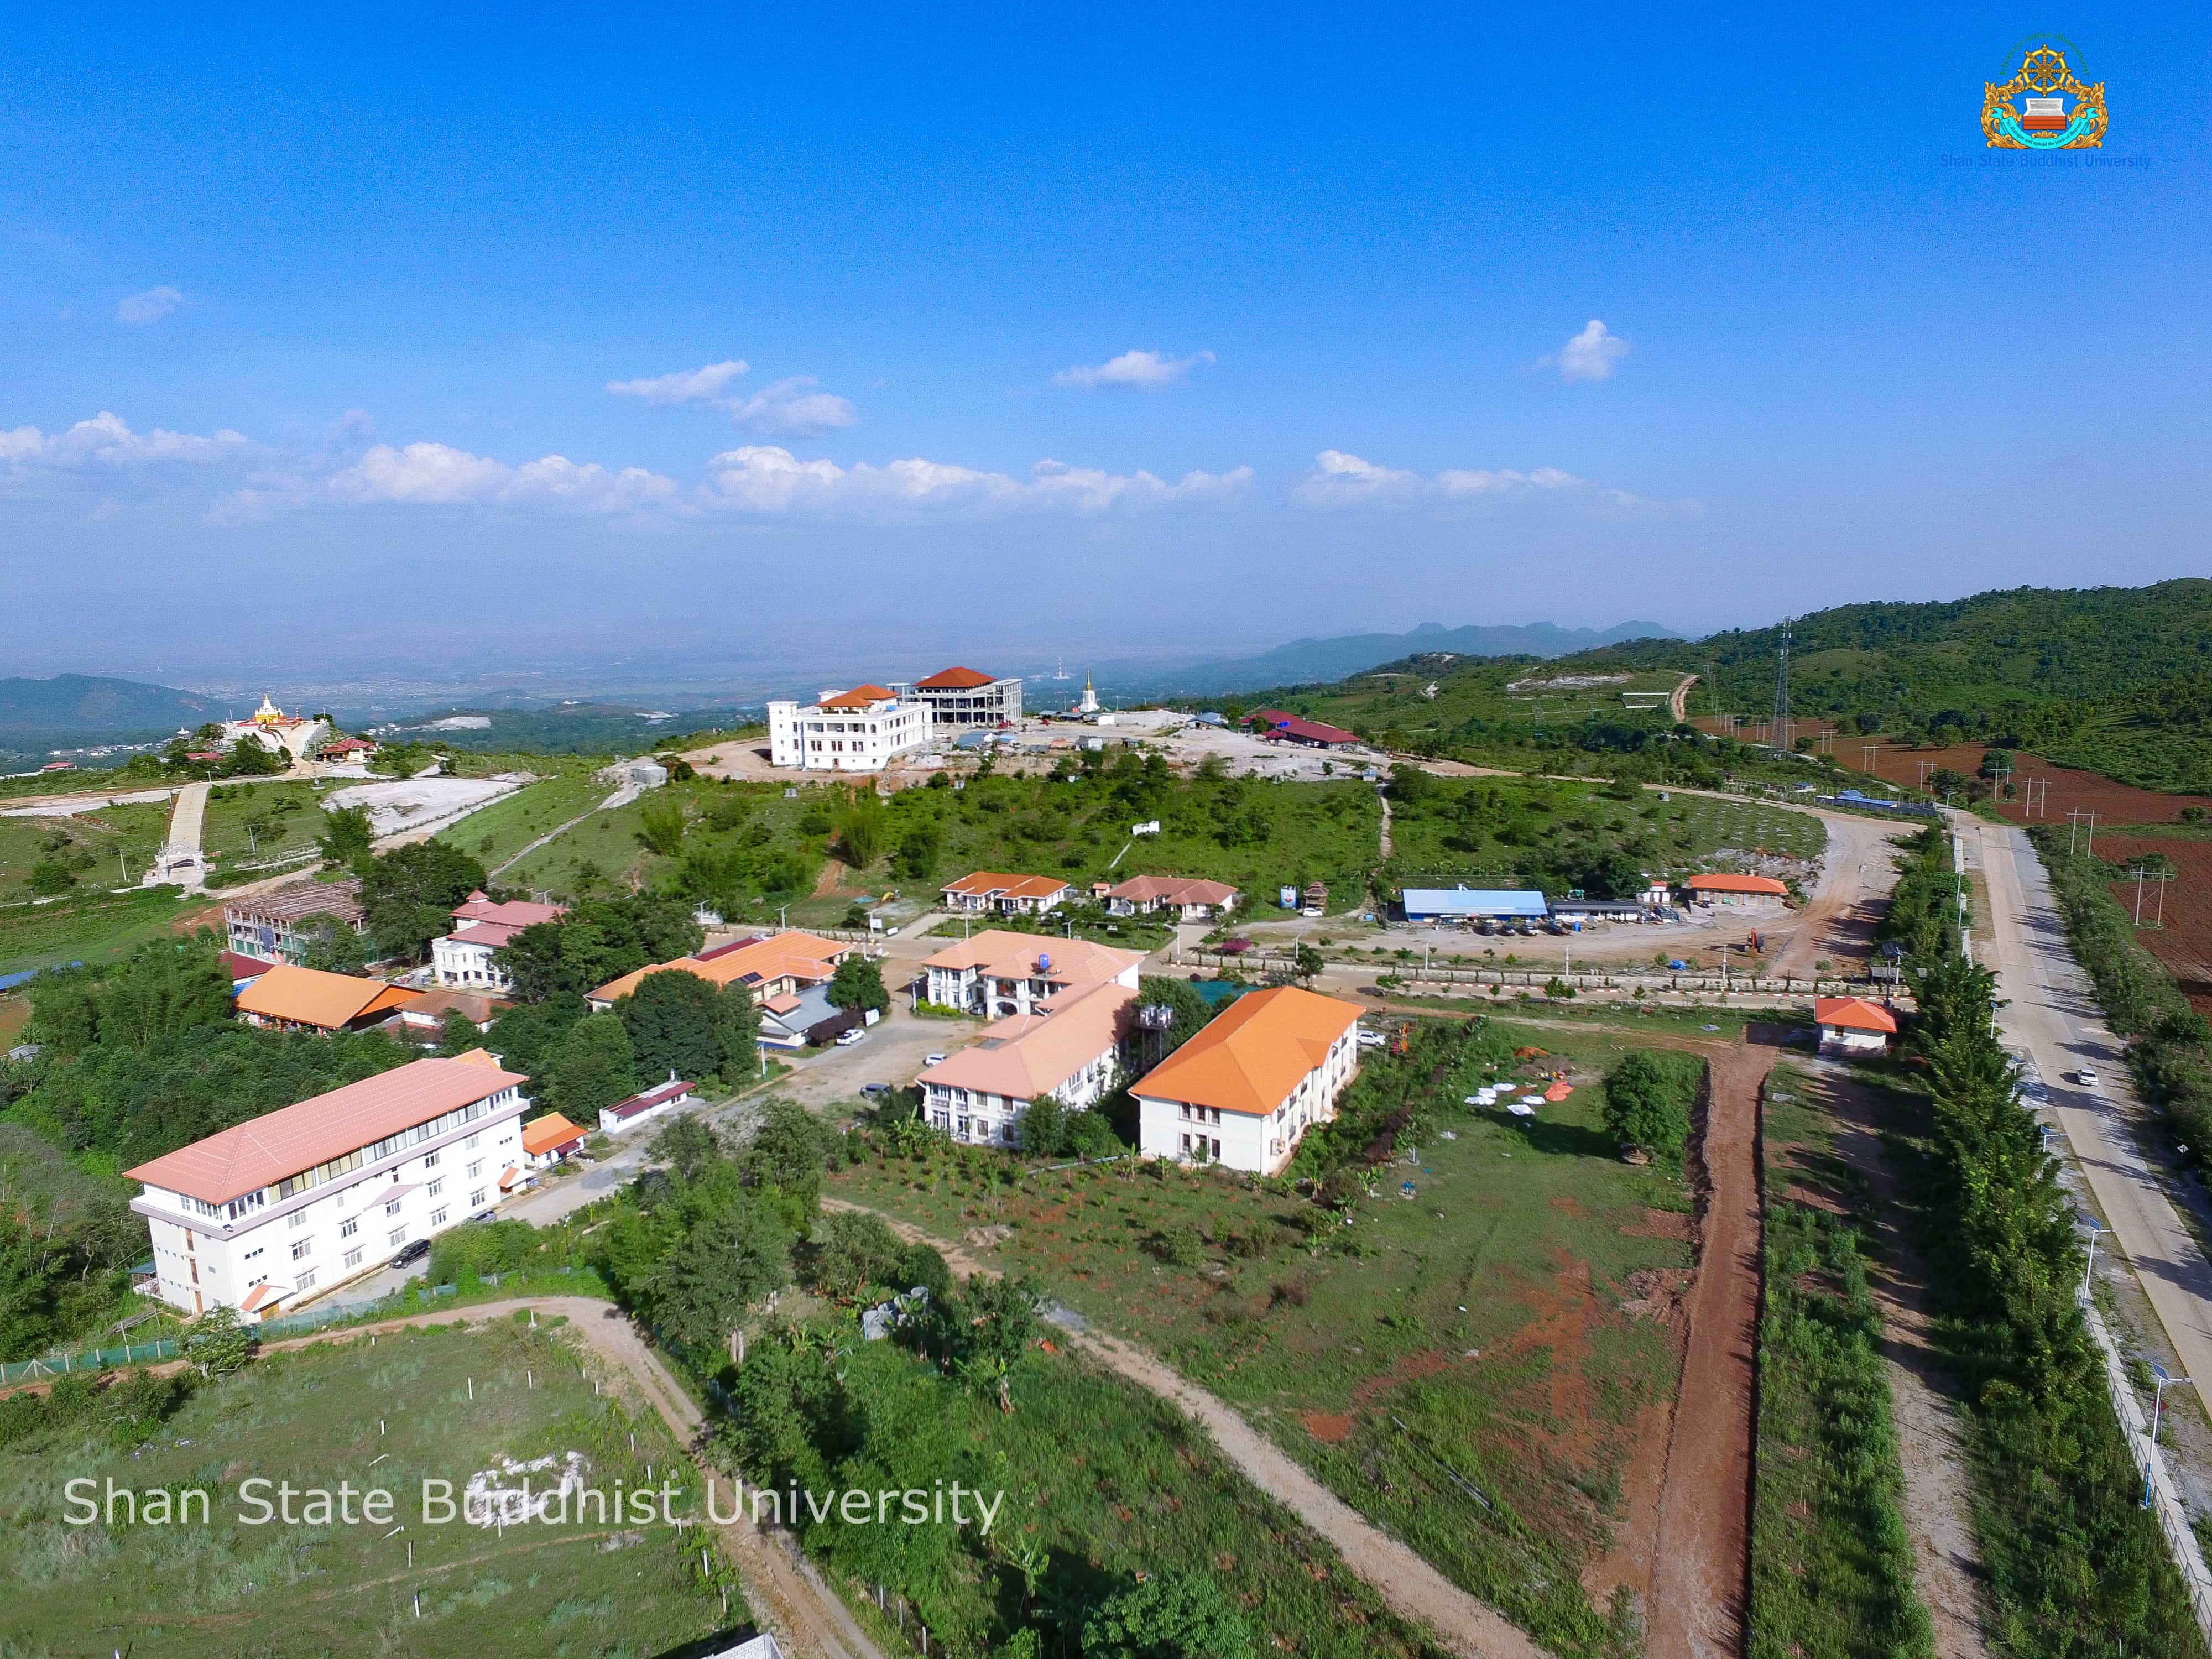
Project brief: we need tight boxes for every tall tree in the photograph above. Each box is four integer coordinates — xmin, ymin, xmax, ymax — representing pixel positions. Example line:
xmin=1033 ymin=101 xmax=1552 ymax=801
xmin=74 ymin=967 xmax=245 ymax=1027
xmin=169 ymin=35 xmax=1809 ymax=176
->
xmin=826 ymin=954 xmax=889 ymax=1015
xmin=361 ymin=840 xmax=488 ymax=961
xmin=316 ymin=804 xmax=375 ymax=870
xmin=495 ymin=897 xmax=702 ymax=1003
xmin=616 ymin=969 xmax=727 ymax=1083
xmin=543 ymin=1015 xmax=640 ymax=1118
xmin=645 ymin=1190 xmax=789 ymax=1350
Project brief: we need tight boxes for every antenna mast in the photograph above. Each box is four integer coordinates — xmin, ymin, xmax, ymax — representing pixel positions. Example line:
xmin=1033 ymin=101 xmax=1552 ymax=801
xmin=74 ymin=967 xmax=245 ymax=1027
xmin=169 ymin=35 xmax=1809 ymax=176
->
xmin=1770 ymin=620 xmax=1792 ymax=752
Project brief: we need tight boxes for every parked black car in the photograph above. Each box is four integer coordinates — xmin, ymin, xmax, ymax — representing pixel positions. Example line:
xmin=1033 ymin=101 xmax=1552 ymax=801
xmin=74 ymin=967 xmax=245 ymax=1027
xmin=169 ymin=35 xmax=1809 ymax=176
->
xmin=389 ymin=1238 xmax=431 ymax=1269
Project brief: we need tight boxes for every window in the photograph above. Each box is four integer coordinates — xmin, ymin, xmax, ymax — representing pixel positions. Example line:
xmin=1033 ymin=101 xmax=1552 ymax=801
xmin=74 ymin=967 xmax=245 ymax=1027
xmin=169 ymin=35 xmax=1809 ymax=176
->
xmin=385 ymin=1198 xmax=403 ymax=1216
xmin=288 ymin=1209 xmax=307 ymax=1229
xmin=295 ymin=1270 xmax=316 ymax=1290
xmin=340 ymin=1218 xmax=358 ymax=1239
xmin=465 ymin=1133 xmax=481 ymax=1151
xmin=290 ymin=1239 xmax=312 ymax=1261
xmin=469 ymin=1188 xmax=487 ymax=1208
xmin=422 ymin=1151 xmax=440 ymax=1169
xmin=388 ymin=1228 xmax=406 ymax=1247
xmin=429 ymin=1207 xmax=448 ymax=1227
xmin=343 ymin=1246 xmax=364 ymax=1269
xmin=427 ymin=1179 xmax=444 ymax=1199
xmin=466 ymin=1159 xmax=483 ymax=1179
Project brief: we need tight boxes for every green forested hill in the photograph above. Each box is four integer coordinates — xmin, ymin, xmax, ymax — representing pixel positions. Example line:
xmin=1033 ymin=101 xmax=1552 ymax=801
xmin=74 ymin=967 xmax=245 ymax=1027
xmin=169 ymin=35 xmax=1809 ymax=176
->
xmin=1232 ymin=580 xmax=2212 ymax=794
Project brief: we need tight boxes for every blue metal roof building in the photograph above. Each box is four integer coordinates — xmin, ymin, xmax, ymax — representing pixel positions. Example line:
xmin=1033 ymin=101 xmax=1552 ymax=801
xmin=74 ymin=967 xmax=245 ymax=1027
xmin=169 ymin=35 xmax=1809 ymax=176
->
xmin=1400 ymin=886 xmax=1549 ymax=921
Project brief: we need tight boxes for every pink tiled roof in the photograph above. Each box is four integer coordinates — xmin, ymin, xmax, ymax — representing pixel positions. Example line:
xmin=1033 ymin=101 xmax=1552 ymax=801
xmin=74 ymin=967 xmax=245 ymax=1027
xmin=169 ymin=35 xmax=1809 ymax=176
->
xmin=126 ymin=1056 xmax=528 ymax=1205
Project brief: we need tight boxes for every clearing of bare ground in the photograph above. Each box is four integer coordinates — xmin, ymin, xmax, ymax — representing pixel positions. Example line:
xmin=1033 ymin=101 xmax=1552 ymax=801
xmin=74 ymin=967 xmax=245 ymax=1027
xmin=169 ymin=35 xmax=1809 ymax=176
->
xmin=833 ymin=1013 xmax=1722 ymax=1657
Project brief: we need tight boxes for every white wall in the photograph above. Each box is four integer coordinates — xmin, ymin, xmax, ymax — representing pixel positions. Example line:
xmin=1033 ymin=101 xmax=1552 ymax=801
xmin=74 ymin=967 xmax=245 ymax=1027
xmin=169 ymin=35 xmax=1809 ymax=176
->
xmin=140 ymin=1102 xmax=525 ymax=1318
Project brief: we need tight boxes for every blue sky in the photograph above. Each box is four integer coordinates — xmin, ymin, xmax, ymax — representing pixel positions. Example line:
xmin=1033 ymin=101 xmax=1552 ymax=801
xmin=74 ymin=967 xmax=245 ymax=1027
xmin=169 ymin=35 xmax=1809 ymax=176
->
xmin=2 ymin=4 xmax=2205 ymax=687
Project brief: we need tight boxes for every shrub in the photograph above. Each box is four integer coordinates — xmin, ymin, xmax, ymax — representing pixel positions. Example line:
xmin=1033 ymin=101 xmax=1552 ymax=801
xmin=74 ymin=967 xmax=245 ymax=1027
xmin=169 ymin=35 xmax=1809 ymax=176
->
xmin=1603 ymin=1050 xmax=1695 ymax=1158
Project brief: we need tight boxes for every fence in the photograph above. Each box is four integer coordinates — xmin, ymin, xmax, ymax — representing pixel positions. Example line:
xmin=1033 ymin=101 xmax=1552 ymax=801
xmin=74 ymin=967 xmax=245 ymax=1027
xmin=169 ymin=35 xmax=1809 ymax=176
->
xmin=1171 ymin=947 xmax=1891 ymax=1001
xmin=0 ymin=1270 xmax=603 ymax=1387
xmin=2082 ymin=1301 xmax=2212 ymax=1645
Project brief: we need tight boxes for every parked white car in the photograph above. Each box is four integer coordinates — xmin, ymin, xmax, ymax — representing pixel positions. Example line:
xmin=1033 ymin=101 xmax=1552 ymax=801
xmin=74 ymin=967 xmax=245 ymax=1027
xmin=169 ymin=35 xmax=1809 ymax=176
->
xmin=834 ymin=1027 xmax=867 ymax=1047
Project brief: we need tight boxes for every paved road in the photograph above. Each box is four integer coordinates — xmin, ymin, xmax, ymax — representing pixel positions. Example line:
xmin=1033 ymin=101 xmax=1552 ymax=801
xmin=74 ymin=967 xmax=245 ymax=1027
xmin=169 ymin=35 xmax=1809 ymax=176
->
xmin=1974 ymin=821 xmax=2212 ymax=1399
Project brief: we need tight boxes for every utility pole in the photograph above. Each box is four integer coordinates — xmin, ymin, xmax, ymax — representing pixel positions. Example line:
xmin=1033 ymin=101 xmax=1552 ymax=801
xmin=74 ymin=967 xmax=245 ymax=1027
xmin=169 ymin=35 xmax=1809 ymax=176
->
xmin=1861 ymin=742 xmax=1878 ymax=776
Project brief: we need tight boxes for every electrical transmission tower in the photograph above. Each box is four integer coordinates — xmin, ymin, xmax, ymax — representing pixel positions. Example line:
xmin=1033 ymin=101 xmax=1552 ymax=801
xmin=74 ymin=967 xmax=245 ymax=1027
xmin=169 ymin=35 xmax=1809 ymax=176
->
xmin=1770 ymin=619 xmax=1793 ymax=751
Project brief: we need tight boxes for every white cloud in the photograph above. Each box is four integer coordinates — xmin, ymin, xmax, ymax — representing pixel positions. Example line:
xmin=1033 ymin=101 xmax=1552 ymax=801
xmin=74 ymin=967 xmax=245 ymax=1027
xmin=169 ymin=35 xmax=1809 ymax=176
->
xmin=701 ymin=446 xmax=1251 ymax=517
xmin=116 ymin=286 xmax=186 ymax=325
xmin=0 ymin=411 xmax=252 ymax=469
xmin=1295 ymin=451 xmax=1696 ymax=518
xmin=320 ymin=442 xmax=684 ymax=514
xmin=1052 ymin=348 xmax=1215 ymax=390
xmin=1291 ymin=448 xmax=1423 ymax=507
xmin=606 ymin=360 xmax=751 ymax=405
xmin=725 ymin=376 xmax=859 ymax=435
xmin=1541 ymin=319 xmax=1630 ymax=383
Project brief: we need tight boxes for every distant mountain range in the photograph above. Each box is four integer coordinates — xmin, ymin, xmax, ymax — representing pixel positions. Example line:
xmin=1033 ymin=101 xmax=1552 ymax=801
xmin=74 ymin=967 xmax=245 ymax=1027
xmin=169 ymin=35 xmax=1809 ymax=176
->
xmin=0 ymin=674 xmax=223 ymax=736
xmin=1117 ymin=620 xmax=1681 ymax=697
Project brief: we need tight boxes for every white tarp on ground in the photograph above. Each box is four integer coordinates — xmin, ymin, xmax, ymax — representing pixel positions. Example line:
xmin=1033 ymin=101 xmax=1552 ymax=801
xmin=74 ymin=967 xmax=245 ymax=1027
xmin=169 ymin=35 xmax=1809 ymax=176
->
xmin=324 ymin=774 xmax=529 ymax=838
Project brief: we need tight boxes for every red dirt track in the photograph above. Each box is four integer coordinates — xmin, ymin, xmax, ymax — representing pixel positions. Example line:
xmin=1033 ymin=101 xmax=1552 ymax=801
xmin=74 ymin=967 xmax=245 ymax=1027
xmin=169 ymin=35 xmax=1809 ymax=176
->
xmin=1646 ymin=1042 xmax=1775 ymax=1659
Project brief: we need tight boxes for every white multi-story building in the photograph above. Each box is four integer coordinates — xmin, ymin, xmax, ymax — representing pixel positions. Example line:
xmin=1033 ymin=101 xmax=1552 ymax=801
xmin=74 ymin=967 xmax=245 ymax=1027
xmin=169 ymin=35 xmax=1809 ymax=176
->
xmin=915 ymin=931 xmax=1143 ymax=1020
xmin=126 ymin=1055 xmax=529 ymax=1321
xmin=767 ymin=686 xmax=932 ymax=773
xmin=1131 ymin=986 xmax=1363 ymax=1176
xmin=431 ymin=890 xmax=565 ymax=990
xmin=892 ymin=666 xmax=1022 ymax=732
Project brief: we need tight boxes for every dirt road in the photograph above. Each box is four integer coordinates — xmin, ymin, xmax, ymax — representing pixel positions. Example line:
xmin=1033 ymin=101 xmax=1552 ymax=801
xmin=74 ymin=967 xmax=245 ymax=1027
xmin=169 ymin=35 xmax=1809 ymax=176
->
xmin=1646 ymin=1042 xmax=1772 ymax=1659
xmin=821 ymin=1199 xmax=1546 ymax=1659
xmin=1768 ymin=807 xmax=1903 ymax=979
xmin=1670 ymin=675 xmax=1698 ymax=724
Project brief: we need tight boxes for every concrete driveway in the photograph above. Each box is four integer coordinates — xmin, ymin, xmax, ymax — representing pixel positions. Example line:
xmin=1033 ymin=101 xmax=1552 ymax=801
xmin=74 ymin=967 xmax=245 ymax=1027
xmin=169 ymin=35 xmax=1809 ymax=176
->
xmin=766 ymin=1004 xmax=983 ymax=1114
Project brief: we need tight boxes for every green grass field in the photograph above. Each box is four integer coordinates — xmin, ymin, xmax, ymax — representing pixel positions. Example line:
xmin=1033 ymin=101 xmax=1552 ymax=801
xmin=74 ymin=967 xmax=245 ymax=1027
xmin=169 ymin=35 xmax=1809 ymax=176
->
xmin=832 ymin=1013 xmax=1694 ymax=1652
xmin=0 ymin=886 xmax=210 ymax=979
xmin=0 ymin=801 xmax=171 ymax=896
xmin=436 ymin=771 xmax=624 ymax=876
xmin=199 ymin=780 xmax=324 ymax=869
xmin=1381 ymin=776 xmax=1824 ymax=896
xmin=1750 ymin=1062 xmax=1932 ymax=1659
xmin=0 ymin=1318 xmax=740 ymax=1659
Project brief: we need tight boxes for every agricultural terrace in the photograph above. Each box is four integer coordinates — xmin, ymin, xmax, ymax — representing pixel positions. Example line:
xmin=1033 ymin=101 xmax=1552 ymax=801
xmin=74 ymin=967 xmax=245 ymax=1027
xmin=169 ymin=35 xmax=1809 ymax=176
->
xmin=494 ymin=759 xmax=1385 ymax=924
xmin=832 ymin=1013 xmax=1705 ymax=1655
xmin=0 ymin=799 xmax=170 ymax=896
xmin=0 ymin=1317 xmax=738 ymax=1658
xmin=1380 ymin=773 xmax=1825 ymax=897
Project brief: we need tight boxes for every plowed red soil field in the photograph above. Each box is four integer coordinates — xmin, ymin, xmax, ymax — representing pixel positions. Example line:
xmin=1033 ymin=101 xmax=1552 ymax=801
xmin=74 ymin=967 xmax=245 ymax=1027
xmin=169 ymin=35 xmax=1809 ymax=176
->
xmin=1841 ymin=743 xmax=2212 ymax=826
xmin=2099 ymin=834 xmax=2212 ymax=1015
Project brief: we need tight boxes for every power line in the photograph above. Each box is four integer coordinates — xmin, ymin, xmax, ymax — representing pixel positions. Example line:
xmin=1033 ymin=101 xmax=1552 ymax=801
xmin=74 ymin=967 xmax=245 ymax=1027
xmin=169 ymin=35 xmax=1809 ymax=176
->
xmin=1770 ymin=620 xmax=1792 ymax=752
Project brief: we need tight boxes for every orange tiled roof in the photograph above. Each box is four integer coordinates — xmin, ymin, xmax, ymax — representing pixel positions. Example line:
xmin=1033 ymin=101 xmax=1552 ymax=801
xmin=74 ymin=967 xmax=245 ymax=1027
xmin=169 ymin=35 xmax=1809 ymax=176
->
xmin=943 ymin=871 xmax=1073 ymax=902
xmin=126 ymin=1056 xmax=529 ymax=1204
xmin=588 ymin=931 xmax=848 ymax=1004
xmin=236 ymin=963 xmax=421 ymax=1030
xmin=521 ymin=1112 xmax=587 ymax=1156
xmin=1132 ymin=985 xmax=1361 ymax=1117
xmin=915 ymin=666 xmax=995 ymax=690
xmin=920 ymin=981 xmax=1134 ymax=1100
xmin=1814 ymin=996 xmax=1898 ymax=1034
xmin=819 ymin=685 xmax=897 ymax=710
xmin=1684 ymin=873 xmax=1789 ymax=895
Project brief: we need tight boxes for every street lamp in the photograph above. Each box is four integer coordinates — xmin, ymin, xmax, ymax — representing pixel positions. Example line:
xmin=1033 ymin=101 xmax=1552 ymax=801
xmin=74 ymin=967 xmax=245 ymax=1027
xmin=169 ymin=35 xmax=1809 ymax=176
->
xmin=2077 ymin=1214 xmax=2100 ymax=1305
xmin=2143 ymin=1360 xmax=2193 ymax=1509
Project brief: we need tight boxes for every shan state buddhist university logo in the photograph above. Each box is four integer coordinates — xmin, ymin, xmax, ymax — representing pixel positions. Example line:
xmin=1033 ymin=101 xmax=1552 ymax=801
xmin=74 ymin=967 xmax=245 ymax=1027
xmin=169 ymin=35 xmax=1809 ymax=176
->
xmin=1984 ymin=36 xmax=2107 ymax=148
